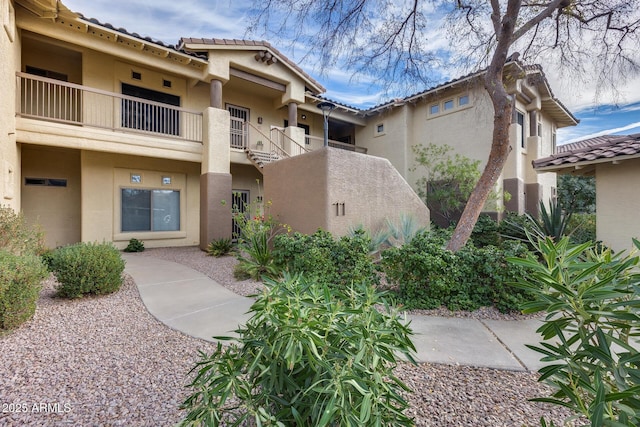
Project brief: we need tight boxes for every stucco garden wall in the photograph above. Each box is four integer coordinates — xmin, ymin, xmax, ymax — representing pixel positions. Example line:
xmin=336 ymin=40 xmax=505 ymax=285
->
xmin=263 ymin=147 xmax=430 ymax=237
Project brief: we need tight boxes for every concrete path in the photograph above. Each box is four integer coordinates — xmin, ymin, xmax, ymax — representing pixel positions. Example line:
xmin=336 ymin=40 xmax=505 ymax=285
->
xmin=124 ymin=253 xmax=548 ymax=372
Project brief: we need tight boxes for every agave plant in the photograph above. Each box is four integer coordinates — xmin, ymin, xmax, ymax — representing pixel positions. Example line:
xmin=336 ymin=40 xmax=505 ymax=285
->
xmin=384 ymin=213 xmax=427 ymax=248
xmin=502 ymin=198 xmax=573 ymax=245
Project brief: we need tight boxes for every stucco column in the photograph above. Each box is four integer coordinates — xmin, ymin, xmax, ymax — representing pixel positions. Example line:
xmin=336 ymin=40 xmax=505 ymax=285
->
xmin=288 ymin=102 xmax=298 ymax=127
xmin=200 ymin=107 xmax=232 ymax=249
xmin=284 ymin=126 xmax=306 ymax=155
xmin=210 ymin=79 xmax=223 ymax=109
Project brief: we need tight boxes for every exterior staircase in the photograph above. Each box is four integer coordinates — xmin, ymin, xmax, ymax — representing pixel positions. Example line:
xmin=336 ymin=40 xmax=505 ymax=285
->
xmin=245 ymin=148 xmax=283 ymax=169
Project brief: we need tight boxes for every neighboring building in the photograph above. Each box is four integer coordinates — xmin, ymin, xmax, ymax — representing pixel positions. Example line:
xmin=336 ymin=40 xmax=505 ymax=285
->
xmin=356 ymin=64 xmax=578 ymax=224
xmin=1 ymin=0 xmax=576 ymax=250
xmin=534 ymin=134 xmax=640 ymax=252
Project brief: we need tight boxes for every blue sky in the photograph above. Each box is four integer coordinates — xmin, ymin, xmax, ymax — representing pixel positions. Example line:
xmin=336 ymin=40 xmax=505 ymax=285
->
xmin=60 ymin=0 xmax=640 ymax=145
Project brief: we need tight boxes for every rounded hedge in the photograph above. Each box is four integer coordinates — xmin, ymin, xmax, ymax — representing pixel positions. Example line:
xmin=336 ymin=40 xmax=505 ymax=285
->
xmin=0 ymin=250 xmax=48 ymax=330
xmin=48 ymin=242 xmax=125 ymax=298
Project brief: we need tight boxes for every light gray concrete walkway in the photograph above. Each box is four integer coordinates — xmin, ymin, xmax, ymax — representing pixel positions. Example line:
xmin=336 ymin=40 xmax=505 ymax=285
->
xmin=124 ymin=254 xmax=548 ymax=372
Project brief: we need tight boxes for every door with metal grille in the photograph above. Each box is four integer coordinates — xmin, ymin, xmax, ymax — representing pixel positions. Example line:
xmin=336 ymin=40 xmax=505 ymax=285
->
xmin=232 ymin=190 xmax=249 ymax=240
xmin=227 ymin=104 xmax=249 ymax=149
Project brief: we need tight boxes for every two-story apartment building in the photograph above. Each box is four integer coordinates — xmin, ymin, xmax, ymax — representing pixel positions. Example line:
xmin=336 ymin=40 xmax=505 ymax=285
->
xmin=1 ymin=0 xmax=576 ymax=250
xmin=356 ymin=64 xmax=578 ymax=224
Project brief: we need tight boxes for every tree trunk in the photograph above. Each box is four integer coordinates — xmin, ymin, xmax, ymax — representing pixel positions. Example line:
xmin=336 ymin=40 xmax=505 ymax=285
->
xmin=446 ymin=90 xmax=512 ymax=252
xmin=446 ymin=5 xmax=518 ymax=252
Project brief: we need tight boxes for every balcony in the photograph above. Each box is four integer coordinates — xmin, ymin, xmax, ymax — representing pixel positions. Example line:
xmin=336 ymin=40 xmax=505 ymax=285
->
xmin=229 ymin=119 xmax=367 ymax=158
xmin=16 ymin=72 xmax=203 ymax=143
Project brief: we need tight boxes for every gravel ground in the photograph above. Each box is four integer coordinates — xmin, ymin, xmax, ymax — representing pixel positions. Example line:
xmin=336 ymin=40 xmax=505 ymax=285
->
xmin=0 ymin=246 xmax=578 ymax=426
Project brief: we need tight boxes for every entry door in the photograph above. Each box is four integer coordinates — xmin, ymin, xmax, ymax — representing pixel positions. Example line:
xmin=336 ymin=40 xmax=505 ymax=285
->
xmin=227 ymin=104 xmax=249 ymax=149
xmin=232 ymin=190 xmax=249 ymax=240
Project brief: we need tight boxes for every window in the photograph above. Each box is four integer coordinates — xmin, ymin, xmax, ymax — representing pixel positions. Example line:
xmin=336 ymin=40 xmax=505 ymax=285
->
xmin=430 ymin=104 xmax=439 ymax=115
xmin=443 ymin=100 xmax=454 ymax=110
xmin=121 ymin=188 xmax=180 ymax=232
xmin=537 ymin=123 xmax=542 ymax=137
xmin=516 ymin=111 xmax=525 ymax=148
xmin=25 ymin=66 xmax=68 ymax=82
xmin=121 ymin=83 xmax=180 ymax=136
xmin=25 ymin=177 xmax=67 ymax=187
xmin=377 ymin=123 xmax=384 ymax=133
xmin=458 ymin=95 xmax=469 ymax=106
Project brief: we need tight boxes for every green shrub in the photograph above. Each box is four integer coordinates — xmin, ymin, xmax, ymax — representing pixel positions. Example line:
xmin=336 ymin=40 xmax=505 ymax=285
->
xmin=123 ymin=238 xmax=145 ymax=252
xmin=206 ymin=237 xmax=233 ymax=257
xmin=0 ymin=250 xmax=48 ymax=330
xmin=233 ymin=202 xmax=284 ymax=280
xmin=181 ymin=274 xmax=416 ymax=426
xmin=381 ymin=232 xmax=457 ymax=309
xmin=470 ymin=214 xmax=501 ymax=248
xmin=273 ymin=229 xmax=378 ymax=289
xmin=48 ymin=242 xmax=125 ymax=298
xmin=457 ymin=241 xmax=536 ymax=312
xmin=567 ymin=212 xmax=596 ymax=244
xmin=0 ymin=205 xmax=45 ymax=256
xmin=510 ymin=237 xmax=640 ymax=426
xmin=235 ymin=230 xmax=280 ymax=280
xmin=380 ymin=232 xmax=533 ymax=312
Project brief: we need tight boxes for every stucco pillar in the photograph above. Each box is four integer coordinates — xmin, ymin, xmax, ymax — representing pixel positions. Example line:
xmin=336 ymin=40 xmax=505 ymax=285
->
xmin=200 ymin=172 xmax=232 ymax=249
xmin=288 ymin=102 xmax=298 ymax=127
xmin=200 ymin=107 xmax=232 ymax=249
xmin=210 ymin=79 xmax=223 ymax=109
xmin=202 ymin=107 xmax=230 ymax=174
xmin=503 ymin=178 xmax=524 ymax=214
xmin=284 ymin=126 xmax=306 ymax=155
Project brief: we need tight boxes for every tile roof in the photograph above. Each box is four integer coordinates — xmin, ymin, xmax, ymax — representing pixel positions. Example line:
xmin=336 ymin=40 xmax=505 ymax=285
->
xmin=556 ymin=135 xmax=621 ymax=153
xmin=76 ymin=14 xmax=207 ymax=60
xmin=533 ymin=134 xmax=640 ymax=170
xmin=361 ymin=62 xmax=578 ymax=127
xmin=179 ymin=38 xmax=325 ymax=93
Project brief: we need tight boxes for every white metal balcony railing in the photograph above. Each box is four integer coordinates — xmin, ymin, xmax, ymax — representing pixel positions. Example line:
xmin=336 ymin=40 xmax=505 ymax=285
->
xmin=16 ymin=72 xmax=203 ymax=143
xmin=231 ymin=117 xmax=293 ymax=160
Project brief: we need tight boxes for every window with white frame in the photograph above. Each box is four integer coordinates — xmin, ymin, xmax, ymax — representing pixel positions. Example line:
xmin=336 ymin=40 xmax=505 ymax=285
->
xmin=429 ymin=93 xmax=470 ymax=117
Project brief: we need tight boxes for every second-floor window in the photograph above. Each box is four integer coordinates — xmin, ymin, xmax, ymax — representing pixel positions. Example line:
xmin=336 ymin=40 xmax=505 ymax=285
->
xmin=516 ymin=111 xmax=525 ymax=149
xmin=121 ymin=83 xmax=180 ymax=136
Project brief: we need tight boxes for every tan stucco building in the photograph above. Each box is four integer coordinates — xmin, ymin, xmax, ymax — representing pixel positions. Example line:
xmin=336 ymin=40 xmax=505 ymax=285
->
xmin=534 ymin=134 xmax=640 ymax=252
xmin=1 ymin=0 xmax=576 ymax=249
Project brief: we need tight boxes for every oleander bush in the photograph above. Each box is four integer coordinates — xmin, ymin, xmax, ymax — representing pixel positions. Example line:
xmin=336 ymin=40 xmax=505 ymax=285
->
xmin=0 ymin=205 xmax=45 ymax=256
xmin=380 ymin=232 xmax=534 ymax=312
xmin=123 ymin=238 xmax=145 ymax=253
xmin=48 ymin=242 xmax=125 ymax=298
xmin=0 ymin=250 xmax=48 ymax=330
xmin=510 ymin=237 xmax=640 ymax=426
xmin=181 ymin=274 xmax=416 ymax=427
xmin=273 ymin=229 xmax=378 ymax=289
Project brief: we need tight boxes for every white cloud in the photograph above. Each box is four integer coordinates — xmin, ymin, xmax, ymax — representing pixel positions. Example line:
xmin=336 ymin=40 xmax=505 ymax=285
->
xmin=561 ymin=121 xmax=640 ymax=144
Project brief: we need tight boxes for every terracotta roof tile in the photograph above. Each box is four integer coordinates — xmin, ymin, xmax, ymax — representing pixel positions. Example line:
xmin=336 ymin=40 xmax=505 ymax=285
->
xmin=77 ymin=14 xmax=207 ymax=60
xmin=180 ymin=38 xmax=325 ymax=93
xmin=534 ymin=134 xmax=640 ymax=169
